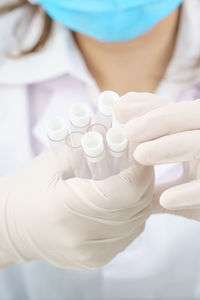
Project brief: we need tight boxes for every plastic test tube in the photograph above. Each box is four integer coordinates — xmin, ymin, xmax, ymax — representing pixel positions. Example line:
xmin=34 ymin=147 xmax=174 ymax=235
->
xmin=69 ymin=102 xmax=92 ymax=133
xmin=66 ymin=131 xmax=86 ymax=178
xmin=106 ymin=128 xmax=129 ymax=175
xmin=96 ymin=91 xmax=119 ymax=129
xmin=81 ymin=132 xmax=110 ymax=180
xmin=47 ymin=116 xmax=68 ymax=146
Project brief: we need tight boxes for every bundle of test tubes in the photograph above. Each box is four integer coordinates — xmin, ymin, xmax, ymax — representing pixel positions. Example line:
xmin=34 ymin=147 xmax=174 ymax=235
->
xmin=47 ymin=91 xmax=129 ymax=180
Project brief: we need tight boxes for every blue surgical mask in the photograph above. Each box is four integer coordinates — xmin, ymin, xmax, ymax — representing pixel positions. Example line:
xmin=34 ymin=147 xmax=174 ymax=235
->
xmin=37 ymin=0 xmax=183 ymax=42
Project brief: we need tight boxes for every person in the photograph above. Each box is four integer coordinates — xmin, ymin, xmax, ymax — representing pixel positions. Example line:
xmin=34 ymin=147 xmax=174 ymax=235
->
xmin=0 ymin=0 xmax=200 ymax=299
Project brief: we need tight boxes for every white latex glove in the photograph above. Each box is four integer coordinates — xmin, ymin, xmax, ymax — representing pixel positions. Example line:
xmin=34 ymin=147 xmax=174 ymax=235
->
xmin=117 ymin=93 xmax=200 ymax=221
xmin=0 ymin=145 xmax=154 ymax=270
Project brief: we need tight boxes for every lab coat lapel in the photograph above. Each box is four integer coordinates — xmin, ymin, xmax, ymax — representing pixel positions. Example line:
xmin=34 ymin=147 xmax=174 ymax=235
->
xmin=0 ymin=85 xmax=32 ymax=175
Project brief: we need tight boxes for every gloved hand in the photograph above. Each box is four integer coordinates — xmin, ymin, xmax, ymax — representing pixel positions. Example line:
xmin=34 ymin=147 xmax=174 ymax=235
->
xmin=0 ymin=144 xmax=154 ymax=270
xmin=115 ymin=92 xmax=200 ymax=221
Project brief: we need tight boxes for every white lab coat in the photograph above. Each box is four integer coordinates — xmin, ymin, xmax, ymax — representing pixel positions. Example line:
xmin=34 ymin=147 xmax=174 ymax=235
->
xmin=1 ymin=1 xmax=200 ymax=299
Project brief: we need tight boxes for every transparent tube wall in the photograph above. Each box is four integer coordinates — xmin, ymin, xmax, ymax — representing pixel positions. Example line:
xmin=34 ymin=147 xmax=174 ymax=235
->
xmin=66 ymin=131 xmax=88 ymax=178
xmin=106 ymin=128 xmax=129 ymax=175
xmin=81 ymin=132 xmax=111 ymax=180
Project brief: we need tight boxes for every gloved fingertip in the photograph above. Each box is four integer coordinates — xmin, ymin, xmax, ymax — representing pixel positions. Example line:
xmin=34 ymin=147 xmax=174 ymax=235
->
xmin=123 ymin=117 xmax=147 ymax=143
xmin=159 ymin=191 xmax=180 ymax=210
xmin=114 ymin=98 xmax=129 ymax=123
xmin=133 ymin=145 xmax=154 ymax=166
xmin=123 ymin=123 xmax=137 ymax=142
xmin=114 ymin=92 xmax=142 ymax=123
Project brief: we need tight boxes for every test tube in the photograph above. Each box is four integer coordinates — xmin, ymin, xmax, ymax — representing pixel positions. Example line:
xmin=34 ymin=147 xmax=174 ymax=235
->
xmin=96 ymin=91 xmax=119 ymax=129
xmin=66 ymin=131 xmax=87 ymax=178
xmin=106 ymin=128 xmax=129 ymax=175
xmin=81 ymin=132 xmax=110 ymax=180
xmin=47 ymin=116 xmax=68 ymax=146
xmin=69 ymin=102 xmax=92 ymax=133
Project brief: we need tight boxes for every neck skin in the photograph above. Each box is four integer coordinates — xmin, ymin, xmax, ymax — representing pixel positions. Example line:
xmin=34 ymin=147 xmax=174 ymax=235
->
xmin=74 ymin=8 xmax=180 ymax=95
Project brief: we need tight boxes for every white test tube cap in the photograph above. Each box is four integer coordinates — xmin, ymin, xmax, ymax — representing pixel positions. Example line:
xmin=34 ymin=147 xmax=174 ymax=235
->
xmin=98 ymin=91 xmax=119 ymax=118
xmin=106 ymin=128 xmax=128 ymax=157
xmin=81 ymin=132 xmax=104 ymax=163
xmin=47 ymin=116 xmax=68 ymax=142
xmin=69 ymin=102 xmax=91 ymax=128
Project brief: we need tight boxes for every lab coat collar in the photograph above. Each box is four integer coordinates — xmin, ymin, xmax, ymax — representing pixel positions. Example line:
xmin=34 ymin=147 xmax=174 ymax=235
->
xmin=0 ymin=13 xmax=96 ymax=87
xmin=163 ymin=0 xmax=200 ymax=83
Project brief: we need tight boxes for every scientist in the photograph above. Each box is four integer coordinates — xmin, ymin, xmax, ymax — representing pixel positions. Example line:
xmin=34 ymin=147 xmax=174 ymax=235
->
xmin=0 ymin=0 xmax=200 ymax=299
